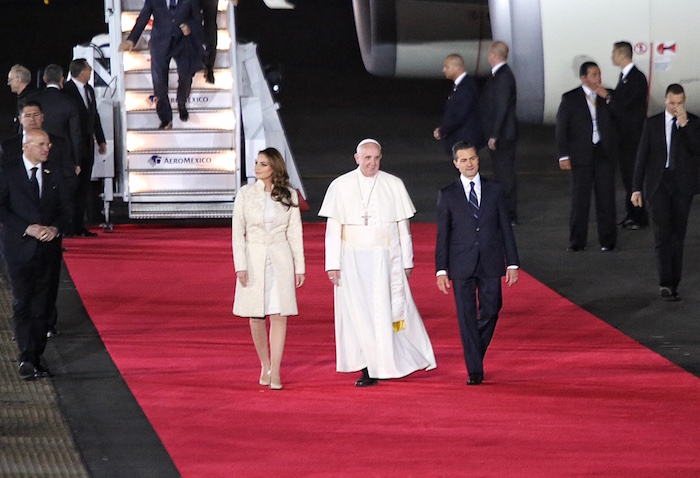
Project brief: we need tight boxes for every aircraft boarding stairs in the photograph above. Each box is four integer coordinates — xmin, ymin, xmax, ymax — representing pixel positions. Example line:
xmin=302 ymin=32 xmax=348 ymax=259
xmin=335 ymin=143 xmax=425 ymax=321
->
xmin=97 ymin=0 xmax=304 ymax=220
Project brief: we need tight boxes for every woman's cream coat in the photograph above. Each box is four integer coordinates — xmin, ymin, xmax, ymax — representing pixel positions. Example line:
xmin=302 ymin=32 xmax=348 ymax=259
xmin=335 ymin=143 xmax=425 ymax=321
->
xmin=232 ymin=181 xmax=305 ymax=317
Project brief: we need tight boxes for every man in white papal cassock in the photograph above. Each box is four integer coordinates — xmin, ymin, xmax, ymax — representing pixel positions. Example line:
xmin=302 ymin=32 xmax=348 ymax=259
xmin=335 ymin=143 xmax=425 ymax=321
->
xmin=319 ymin=139 xmax=437 ymax=387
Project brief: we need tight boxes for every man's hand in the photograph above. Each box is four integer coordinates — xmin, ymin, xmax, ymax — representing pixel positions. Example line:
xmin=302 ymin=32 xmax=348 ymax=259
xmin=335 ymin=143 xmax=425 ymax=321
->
xmin=98 ymin=143 xmax=107 ymax=155
xmin=295 ymin=274 xmax=305 ymax=288
xmin=328 ymin=270 xmax=341 ymax=286
xmin=559 ymin=158 xmax=571 ymax=171
xmin=236 ymin=271 xmax=249 ymax=287
xmin=488 ymin=138 xmax=497 ymax=150
xmin=675 ymin=104 xmax=689 ymax=127
xmin=180 ymin=23 xmax=191 ymax=36
xmin=594 ymin=85 xmax=609 ymax=99
xmin=505 ymin=269 xmax=518 ymax=287
xmin=118 ymin=40 xmax=135 ymax=52
xmin=75 ymin=165 xmax=81 ymax=175
xmin=433 ymin=128 xmax=442 ymax=140
xmin=437 ymin=275 xmax=451 ymax=294
xmin=631 ymin=191 xmax=643 ymax=208
xmin=26 ymin=225 xmax=58 ymax=242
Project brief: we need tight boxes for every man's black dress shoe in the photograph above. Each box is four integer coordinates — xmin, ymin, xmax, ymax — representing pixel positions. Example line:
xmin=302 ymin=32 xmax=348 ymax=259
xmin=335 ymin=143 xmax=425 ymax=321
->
xmin=621 ymin=219 xmax=641 ymax=230
xmin=355 ymin=367 xmax=378 ymax=387
xmin=600 ymin=246 xmax=615 ymax=252
xmin=205 ymin=67 xmax=215 ymax=84
xmin=178 ymin=104 xmax=189 ymax=122
xmin=158 ymin=120 xmax=173 ymax=130
xmin=19 ymin=361 xmax=36 ymax=380
xmin=76 ymin=229 xmax=97 ymax=237
xmin=34 ymin=364 xmax=52 ymax=378
xmin=47 ymin=327 xmax=60 ymax=338
xmin=567 ymin=246 xmax=584 ymax=252
xmin=355 ymin=376 xmax=378 ymax=387
xmin=467 ymin=373 xmax=484 ymax=385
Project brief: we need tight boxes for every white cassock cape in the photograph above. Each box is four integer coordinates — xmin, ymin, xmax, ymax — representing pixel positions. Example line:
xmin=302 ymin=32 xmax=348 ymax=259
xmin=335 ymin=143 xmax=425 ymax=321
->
xmin=319 ymin=168 xmax=437 ymax=378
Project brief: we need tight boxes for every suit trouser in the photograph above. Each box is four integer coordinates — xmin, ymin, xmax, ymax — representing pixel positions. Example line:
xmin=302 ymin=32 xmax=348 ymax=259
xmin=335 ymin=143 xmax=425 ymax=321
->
xmin=74 ymin=160 xmax=95 ymax=232
xmin=648 ymin=170 xmax=693 ymax=292
xmin=452 ymin=270 xmax=502 ymax=376
xmin=569 ymin=146 xmax=617 ymax=249
xmin=618 ymin=133 xmax=649 ymax=225
xmin=8 ymin=244 xmax=61 ymax=365
xmin=201 ymin=0 xmax=218 ymax=69
xmin=151 ymin=38 xmax=196 ymax=123
xmin=489 ymin=141 xmax=517 ymax=221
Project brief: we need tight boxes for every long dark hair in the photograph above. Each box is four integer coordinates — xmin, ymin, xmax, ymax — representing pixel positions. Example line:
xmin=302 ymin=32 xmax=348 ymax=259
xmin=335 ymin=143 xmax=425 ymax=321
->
xmin=260 ymin=147 xmax=297 ymax=209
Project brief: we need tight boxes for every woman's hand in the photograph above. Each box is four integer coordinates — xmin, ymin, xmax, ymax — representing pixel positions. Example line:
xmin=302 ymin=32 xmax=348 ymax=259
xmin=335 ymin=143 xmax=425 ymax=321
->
xmin=295 ymin=274 xmax=305 ymax=288
xmin=237 ymin=271 xmax=249 ymax=287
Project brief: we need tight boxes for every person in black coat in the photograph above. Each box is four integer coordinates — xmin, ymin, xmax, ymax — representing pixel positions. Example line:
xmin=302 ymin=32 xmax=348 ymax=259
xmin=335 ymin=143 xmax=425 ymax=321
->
xmin=119 ymin=0 xmax=205 ymax=129
xmin=30 ymin=64 xmax=82 ymax=169
xmin=434 ymin=54 xmax=484 ymax=156
xmin=0 ymin=129 xmax=73 ymax=380
xmin=436 ymin=142 xmax=519 ymax=386
xmin=7 ymin=64 xmax=37 ymax=134
xmin=556 ymin=61 xmax=618 ymax=252
xmin=632 ymin=84 xmax=700 ymax=301
xmin=63 ymin=60 xmax=107 ymax=236
xmin=596 ymin=41 xmax=649 ymax=230
xmin=0 ymin=101 xmax=76 ymax=337
xmin=480 ymin=41 xmax=518 ymax=224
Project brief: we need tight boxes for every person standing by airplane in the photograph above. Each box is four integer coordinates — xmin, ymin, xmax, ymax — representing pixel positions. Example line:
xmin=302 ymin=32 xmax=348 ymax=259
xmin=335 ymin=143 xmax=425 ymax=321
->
xmin=479 ymin=41 xmax=518 ymax=225
xmin=595 ymin=41 xmax=649 ymax=231
xmin=556 ymin=61 xmax=618 ymax=252
xmin=434 ymin=54 xmax=484 ymax=156
xmin=631 ymin=84 xmax=700 ymax=301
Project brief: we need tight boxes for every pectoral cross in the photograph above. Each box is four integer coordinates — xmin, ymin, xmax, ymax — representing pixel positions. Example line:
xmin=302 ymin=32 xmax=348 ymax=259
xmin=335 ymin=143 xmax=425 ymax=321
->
xmin=362 ymin=210 xmax=370 ymax=226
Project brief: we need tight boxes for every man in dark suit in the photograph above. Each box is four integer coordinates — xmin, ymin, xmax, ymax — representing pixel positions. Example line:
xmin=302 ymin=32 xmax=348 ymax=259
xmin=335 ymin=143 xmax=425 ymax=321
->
xmin=119 ymin=0 xmax=205 ymax=129
xmin=30 ymin=64 xmax=82 ymax=170
xmin=436 ymin=142 xmax=519 ymax=385
xmin=0 ymin=129 xmax=72 ymax=380
xmin=632 ymin=84 xmax=700 ymax=301
xmin=434 ymin=54 xmax=484 ymax=156
xmin=596 ymin=41 xmax=649 ymax=230
xmin=1 ymin=100 xmax=76 ymax=337
xmin=556 ymin=61 xmax=618 ymax=252
xmin=480 ymin=41 xmax=518 ymax=224
xmin=63 ymin=59 xmax=107 ymax=237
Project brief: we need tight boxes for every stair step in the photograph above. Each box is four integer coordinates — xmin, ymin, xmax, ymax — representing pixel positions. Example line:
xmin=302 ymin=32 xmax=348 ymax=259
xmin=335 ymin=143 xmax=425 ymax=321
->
xmin=124 ymin=69 xmax=233 ymax=90
xmin=129 ymin=201 xmax=234 ymax=219
xmin=127 ymin=130 xmax=235 ymax=151
xmin=125 ymin=89 xmax=234 ymax=111
xmin=127 ymin=108 xmax=235 ymax=130
xmin=128 ymin=150 xmax=236 ymax=171
xmin=128 ymin=172 xmax=236 ymax=196
xmin=123 ymin=48 xmax=231 ymax=72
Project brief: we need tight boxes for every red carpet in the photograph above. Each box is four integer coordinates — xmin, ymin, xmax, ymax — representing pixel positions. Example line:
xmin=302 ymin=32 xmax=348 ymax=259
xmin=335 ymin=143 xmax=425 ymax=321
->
xmin=63 ymin=224 xmax=700 ymax=477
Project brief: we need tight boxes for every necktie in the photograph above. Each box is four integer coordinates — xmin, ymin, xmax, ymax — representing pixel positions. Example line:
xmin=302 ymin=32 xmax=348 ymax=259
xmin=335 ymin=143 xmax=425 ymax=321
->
xmin=617 ymin=72 xmax=624 ymax=87
xmin=469 ymin=181 xmax=479 ymax=218
xmin=669 ymin=117 xmax=678 ymax=168
xmin=169 ymin=0 xmax=177 ymax=11
xmin=30 ymin=167 xmax=40 ymax=200
xmin=85 ymin=84 xmax=92 ymax=107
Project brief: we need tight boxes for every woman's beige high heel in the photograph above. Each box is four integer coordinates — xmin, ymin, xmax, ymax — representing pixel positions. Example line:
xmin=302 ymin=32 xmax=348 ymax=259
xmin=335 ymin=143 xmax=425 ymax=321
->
xmin=259 ymin=369 xmax=271 ymax=386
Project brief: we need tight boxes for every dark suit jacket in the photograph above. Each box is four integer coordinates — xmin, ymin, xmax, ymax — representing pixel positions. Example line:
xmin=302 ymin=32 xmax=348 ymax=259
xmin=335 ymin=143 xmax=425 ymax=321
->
xmin=0 ymin=133 xmax=75 ymax=181
xmin=556 ymin=86 xmax=618 ymax=166
xmin=63 ymin=80 xmax=106 ymax=168
xmin=126 ymin=0 xmax=204 ymax=58
xmin=0 ymin=156 xmax=72 ymax=266
xmin=608 ymin=65 xmax=648 ymax=142
xmin=29 ymin=87 xmax=82 ymax=167
xmin=633 ymin=112 xmax=700 ymax=199
xmin=436 ymin=177 xmax=519 ymax=279
xmin=480 ymin=64 xmax=517 ymax=143
xmin=440 ymin=74 xmax=484 ymax=154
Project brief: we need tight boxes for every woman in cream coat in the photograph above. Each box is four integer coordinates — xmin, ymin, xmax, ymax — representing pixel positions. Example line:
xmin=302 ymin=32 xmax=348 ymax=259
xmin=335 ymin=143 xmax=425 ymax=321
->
xmin=232 ymin=148 xmax=305 ymax=390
